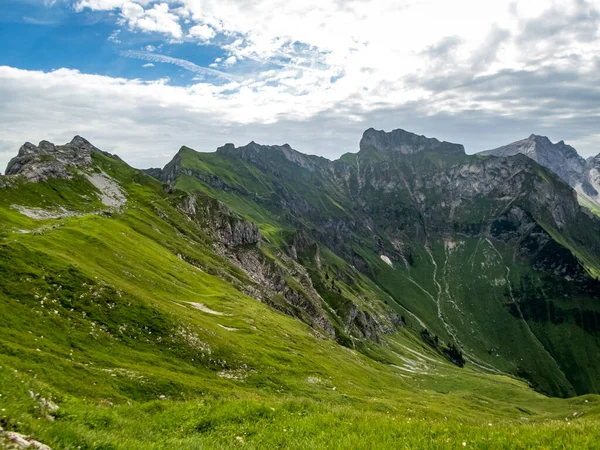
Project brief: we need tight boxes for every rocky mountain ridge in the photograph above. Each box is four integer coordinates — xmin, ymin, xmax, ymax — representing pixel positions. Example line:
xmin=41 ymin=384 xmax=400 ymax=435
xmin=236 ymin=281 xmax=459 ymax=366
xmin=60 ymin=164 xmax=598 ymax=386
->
xmin=147 ymin=127 xmax=600 ymax=396
xmin=480 ymin=134 xmax=600 ymax=211
xmin=359 ymin=127 xmax=465 ymax=154
xmin=5 ymin=136 xmax=98 ymax=182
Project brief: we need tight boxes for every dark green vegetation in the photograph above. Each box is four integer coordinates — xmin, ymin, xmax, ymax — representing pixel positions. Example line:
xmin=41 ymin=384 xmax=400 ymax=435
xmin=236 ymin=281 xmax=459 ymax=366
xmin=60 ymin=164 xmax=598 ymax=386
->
xmin=1 ymin=130 xmax=600 ymax=448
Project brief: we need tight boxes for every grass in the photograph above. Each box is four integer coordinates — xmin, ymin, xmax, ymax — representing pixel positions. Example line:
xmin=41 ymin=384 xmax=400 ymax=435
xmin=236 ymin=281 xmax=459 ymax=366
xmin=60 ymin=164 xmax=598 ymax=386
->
xmin=1 ymin=148 xmax=600 ymax=448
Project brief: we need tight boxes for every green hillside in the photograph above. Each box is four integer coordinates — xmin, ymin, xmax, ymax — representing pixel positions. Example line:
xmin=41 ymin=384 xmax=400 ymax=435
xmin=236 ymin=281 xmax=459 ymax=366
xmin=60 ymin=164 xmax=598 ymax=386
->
xmin=1 ymin=135 xmax=600 ymax=449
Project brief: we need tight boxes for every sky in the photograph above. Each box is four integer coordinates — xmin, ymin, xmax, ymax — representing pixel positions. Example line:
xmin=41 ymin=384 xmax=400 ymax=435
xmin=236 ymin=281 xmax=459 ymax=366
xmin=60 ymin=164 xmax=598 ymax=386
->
xmin=1 ymin=0 xmax=600 ymax=171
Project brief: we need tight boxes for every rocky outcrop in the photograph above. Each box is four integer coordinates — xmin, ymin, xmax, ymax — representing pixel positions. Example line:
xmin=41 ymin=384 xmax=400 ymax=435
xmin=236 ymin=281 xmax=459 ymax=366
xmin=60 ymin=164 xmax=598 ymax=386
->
xmin=5 ymin=136 xmax=96 ymax=182
xmin=143 ymin=167 xmax=163 ymax=180
xmin=585 ymin=154 xmax=600 ymax=196
xmin=225 ymin=247 xmax=336 ymax=337
xmin=360 ymin=128 xmax=465 ymax=154
xmin=480 ymin=135 xmax=585 ymax=186
xmin=176 ymin=193 xmax=336 ymax=337
xmin=178 ymin=194 xmax=260 ymax=247
xmin=1 ymin=429 xmax=52 ymax=449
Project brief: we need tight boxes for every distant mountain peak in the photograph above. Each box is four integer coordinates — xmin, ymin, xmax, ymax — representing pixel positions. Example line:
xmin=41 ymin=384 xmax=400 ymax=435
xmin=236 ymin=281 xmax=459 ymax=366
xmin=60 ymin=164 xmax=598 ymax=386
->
xmin=479 ymin=134 xmax=600 ymax=205
xmin=359 ymin=127 xmax=465 ymax=155
xmin=527 ymin=134 xmax=551 ymax=144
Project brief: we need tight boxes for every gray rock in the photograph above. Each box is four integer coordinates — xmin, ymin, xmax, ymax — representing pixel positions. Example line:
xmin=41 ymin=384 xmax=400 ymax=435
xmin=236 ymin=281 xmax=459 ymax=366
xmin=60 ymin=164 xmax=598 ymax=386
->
xmin=360 ymin=127 xmax=465 ymax=154
xmin=4 ymin=136 xmax=95 ymax=183
xmin=480 ymin=134 xmax=600 ymax=209
xmin=5 ymin=431 xmax=52 ymax=449
xmin=480 ymin=135 xmax=585 ymax=186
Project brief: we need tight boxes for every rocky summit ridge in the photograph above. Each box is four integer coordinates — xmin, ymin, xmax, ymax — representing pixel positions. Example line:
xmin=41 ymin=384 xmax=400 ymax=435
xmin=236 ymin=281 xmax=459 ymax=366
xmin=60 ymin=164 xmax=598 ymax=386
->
xmin=480 ymin=134 xmax=600 ymax=210
xmin=359 ymin=127 xmax=465 ymax=154
xmin=5 ymin=136 xmax=97 ymax=182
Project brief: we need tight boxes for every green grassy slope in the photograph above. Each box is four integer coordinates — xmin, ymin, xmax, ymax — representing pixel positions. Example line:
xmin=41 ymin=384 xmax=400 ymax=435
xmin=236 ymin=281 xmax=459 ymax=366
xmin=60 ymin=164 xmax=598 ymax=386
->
xmin=1 ymin=145 xmax=600 ymax=448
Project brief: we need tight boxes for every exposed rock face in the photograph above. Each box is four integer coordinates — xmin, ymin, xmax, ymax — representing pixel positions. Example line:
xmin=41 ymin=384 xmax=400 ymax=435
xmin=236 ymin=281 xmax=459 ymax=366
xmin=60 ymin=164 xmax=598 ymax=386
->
xmin=4 ymin=136 xmax=95 ymax=182
xmin=480 ymin=134 xmax=600 ymax=209
xmin=360 ymin=128 xmax=465 ymax=154
xmin=480 ymin=135 xmax=585 ymax=185
xmin=364 ymin=153 xmax=579 ymax=232
xmin=177 ymin=193 xmax=336 ymax=337
xmin=585 ymin=154 xmax=600 ymax=196
xmin=143 ymin=167 xmax=163 ymax=180
xmin=217 ymin=141 xmax=328 ymax=172
xmin=179 ymin=194 xmax=260 ymax=247
xmin=226 ymin=248 xmax=337 ymax=337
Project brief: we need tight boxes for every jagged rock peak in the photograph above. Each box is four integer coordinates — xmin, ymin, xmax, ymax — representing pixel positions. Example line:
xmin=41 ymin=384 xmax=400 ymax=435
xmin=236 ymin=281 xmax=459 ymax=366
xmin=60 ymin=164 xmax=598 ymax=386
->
xmin=479 ymin=134 xmax=585 ymax=187
xmin=359 ymin=127 xmax=465 ymax=154
xmin=217 ymin=141 xmax=295 ymax=155
xmin=217 ymin=141 xmax=322 ymax=171
xmin=482 ymin=134 xmax=581 ymax=160
xmin=5 ymin=136 xmax=97 ymax=183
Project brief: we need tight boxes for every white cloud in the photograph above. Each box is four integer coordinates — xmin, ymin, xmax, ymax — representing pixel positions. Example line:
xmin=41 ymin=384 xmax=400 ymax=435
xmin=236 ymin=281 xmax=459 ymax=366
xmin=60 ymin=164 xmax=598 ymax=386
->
xmin=134 ymin=3 xmax=182 ymax=39
xmin=145 ymin=45 xmax=156 ymax=52
xmin=74 ymin=0 xmax=600 ymax=106
xmin=142 ymin=63 xmax=154 ymax=67
xmin=188 ymin=24 xmax=215 ymax=41
xmin=108 ymin=29 xmax=121 ymax=43
xmin=222 ymin=56 xmax=237 ymax=66
xmin=75 ymin=0 xmax=124 ymax=11
xmin=113 ymin=2 xmax=183 ymax=39
xmin=121 ymin=1 xmax=144 ymax=20
xmin=121 ymin=50 xmax=235 ymax=80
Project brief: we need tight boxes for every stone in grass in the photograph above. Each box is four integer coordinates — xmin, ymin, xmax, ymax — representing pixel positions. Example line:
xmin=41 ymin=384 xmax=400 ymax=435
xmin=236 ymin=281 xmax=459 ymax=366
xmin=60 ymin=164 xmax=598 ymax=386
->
xmin=40 ymin=398 xmax=59 ymax=413
xmin=6 ymin=431 xmax=52 ymax=449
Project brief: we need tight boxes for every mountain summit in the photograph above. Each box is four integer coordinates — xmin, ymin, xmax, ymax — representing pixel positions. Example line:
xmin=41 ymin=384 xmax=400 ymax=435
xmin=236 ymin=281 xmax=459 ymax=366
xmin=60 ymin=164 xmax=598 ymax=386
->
xmin=480 ymin=134 xmax=600 ymax=210
xmin=360 ymin=128 xmax=465 ymax=154
xmin=5 ymin=136 xmax=96 ymax=182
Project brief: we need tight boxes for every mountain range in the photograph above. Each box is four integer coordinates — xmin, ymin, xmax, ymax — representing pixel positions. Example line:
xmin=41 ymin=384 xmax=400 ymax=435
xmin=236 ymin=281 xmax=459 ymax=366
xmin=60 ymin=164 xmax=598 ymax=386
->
xmin=1 ymin=128 xmax=599 ymax=448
